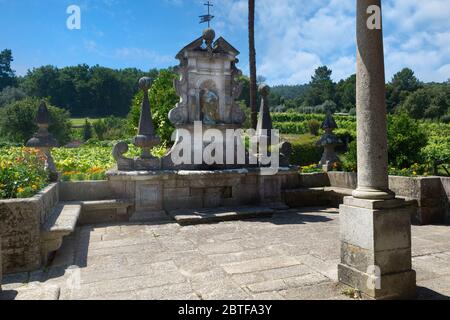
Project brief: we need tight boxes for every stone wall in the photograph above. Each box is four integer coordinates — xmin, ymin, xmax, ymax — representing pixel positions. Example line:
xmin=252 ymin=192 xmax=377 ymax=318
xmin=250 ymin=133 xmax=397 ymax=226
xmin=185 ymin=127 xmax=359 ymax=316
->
xmin=441 ymin=177 xmax=450 ymax=224
xmin=0 ymin=183 xmax=58 ymax=274
xmin=107 ymin=169 xmax=299 ymax=216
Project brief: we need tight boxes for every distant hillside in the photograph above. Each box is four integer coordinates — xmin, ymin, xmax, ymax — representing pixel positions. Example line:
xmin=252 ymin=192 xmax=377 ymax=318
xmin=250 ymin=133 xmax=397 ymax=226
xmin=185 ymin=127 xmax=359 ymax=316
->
xmin=271 ymin=84 xmax=310 ymax=100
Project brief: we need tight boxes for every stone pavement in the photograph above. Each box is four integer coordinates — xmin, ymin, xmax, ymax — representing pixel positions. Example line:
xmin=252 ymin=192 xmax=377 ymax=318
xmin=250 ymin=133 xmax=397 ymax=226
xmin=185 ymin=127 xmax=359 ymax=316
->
xmin=2 ymin=207 xmax=450 ymax=300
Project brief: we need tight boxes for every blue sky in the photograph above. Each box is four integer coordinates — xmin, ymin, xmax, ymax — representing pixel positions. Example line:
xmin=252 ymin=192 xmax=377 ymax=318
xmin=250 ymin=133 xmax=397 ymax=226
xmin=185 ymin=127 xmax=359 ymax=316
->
xmin=1 ymin=0 xmax=450 ymax=85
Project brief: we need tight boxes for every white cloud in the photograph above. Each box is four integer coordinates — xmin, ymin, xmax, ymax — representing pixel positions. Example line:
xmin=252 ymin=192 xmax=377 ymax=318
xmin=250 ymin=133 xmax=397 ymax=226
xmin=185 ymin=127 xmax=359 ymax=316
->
xmin=212 ymin=0 xmax=450 ymax=85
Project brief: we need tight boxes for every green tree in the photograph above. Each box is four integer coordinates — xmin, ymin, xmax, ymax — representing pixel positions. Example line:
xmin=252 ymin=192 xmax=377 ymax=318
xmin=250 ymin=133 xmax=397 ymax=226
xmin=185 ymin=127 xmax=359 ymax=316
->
xmin=387 ymin=113 xmax=428 ymax=168
xmin=0 ymin=97 xmax=71 ymax=144
xmin=0 ymin=49 xmax=17 ymax=90
xmin=336 ymin=74 xmax=356 ymax=112
xmin=303 ymin=66 xmax=335 ymax=107
xmin=127 ymin=70 xmax=178 ymax=143
xmin=386 ymin=68 xmax=422 ymax=112
xmin=0 ymin=86 xmax=26 ymax=107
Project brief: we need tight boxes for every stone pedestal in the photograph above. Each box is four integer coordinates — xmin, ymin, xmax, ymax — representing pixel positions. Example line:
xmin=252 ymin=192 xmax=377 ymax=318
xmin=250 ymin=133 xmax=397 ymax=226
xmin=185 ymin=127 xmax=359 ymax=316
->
xmin=338 ymin=197 xmax=416 ymax=299
xmin=338 ymin=0 xmax=417 ymax=299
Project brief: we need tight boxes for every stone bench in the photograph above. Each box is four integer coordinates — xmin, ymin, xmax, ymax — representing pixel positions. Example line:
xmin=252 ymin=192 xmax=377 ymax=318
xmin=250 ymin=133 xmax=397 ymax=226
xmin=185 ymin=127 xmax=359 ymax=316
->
xmin=78 ymin=199 xmax=134 ymax=225
xmin=283 ymin=187 xmax=419 ymax=221
xmin=283 ymin=187 xmax=352 ymax=208
xmin=41 ymin=203 xmax=81 ymax=265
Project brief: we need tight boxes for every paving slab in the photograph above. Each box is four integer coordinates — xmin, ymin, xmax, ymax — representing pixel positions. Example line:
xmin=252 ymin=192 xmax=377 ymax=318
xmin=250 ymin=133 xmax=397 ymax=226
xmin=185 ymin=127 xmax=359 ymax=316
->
xmin=2 ymin=207 xmax=450 ymax=300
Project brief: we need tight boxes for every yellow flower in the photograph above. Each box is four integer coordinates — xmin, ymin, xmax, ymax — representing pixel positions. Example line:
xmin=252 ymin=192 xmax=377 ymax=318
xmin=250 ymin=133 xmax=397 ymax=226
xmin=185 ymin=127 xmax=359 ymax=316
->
xmin=32 ymin=185 xmax=38 ymax=190
xmin=412 ymin=171 xmax=417 ymax=176
xmin=17 ymin=187 xmax=25 ymax=194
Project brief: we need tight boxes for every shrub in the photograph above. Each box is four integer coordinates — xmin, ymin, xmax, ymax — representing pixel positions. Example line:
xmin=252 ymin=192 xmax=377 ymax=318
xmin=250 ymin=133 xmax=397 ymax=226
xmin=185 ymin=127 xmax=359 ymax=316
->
xmin=0 ymin=97 xmax=72 ymax=145
xmin=285 ymin=134 xmax=322 ymax=166
xmin=341 ymin=140 xmax=357 ymax=172
xmin=127 ymin=70 xmax=178 ymax=144
xmin=307 ymin=119 xmax=321 ymax=136
xmin=387 ymin=113 xmax=428 ymax=168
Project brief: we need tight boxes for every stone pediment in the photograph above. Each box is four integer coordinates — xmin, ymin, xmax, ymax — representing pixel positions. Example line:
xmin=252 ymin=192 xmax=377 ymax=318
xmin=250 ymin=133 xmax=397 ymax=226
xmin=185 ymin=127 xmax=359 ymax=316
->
xmin=213 ymin=37 xmax=239 ymax=56
xmin=175 ymin=36 xmax=204 ymax=60
xmin=175 ymin=34 xmax=239 ymax=60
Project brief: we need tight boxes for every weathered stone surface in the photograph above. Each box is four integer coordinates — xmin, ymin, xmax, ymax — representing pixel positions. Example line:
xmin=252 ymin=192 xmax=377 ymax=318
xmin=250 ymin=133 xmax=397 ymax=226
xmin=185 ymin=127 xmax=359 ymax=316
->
xmin=339 ymin=198 xmax=416 ymax=299
xmin=2 ymin=208 xmax=449 ymax=300
xmin=168 ymin=206 xmax=274 ymax=226
xmin=41 ymin=203 xmax=81 ymax=264
xmin=0 ymin=184 xmax=59 ymax=273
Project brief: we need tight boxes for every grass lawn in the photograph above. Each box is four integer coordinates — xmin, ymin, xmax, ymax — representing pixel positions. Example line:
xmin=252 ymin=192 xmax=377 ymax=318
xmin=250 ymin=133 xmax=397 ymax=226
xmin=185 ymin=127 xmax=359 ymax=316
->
xmin=70 ymin=118 xmax=102 ymax=127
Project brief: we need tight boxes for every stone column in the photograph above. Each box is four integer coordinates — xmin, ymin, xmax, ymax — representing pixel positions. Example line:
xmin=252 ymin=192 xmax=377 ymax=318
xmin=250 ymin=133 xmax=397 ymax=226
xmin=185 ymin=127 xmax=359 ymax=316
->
xmin=338 ymin=0 xmax=416 ymax=299
xmin=352 ymin=0 xmax=393 ymax=200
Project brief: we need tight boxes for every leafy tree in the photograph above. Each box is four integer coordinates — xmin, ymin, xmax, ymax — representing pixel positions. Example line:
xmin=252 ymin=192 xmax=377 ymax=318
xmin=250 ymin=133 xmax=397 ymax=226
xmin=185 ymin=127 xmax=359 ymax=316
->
xmin=0 ymin=86 xmax=26 ymax=107
xmin=398 ymin=88 xmax=430 ymax=119
xmin=0 ymin=97 xmax=71 ymax=144
xmin=303 ymin=66 xmax=335 ymax=107
xmin=127 ymin=69 xmax=178 ymax=143
xmin=21 ymin=64 xmax=153 ymax=117
xmin=387 ymin=113 xmax=428 ymax=168
xmin=0 ymin=49 xmax=17 ymax=90
xmin=386 ymin=68 xmax=422 ymax=112
xmin=336 ymin=74 xmax=356 ymax=112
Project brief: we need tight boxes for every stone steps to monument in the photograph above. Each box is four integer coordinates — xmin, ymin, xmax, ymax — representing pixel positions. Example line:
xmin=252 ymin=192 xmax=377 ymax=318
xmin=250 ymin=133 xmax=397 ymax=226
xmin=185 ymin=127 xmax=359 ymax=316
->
xmin=167 ymin=206 xmax=275 ymax=226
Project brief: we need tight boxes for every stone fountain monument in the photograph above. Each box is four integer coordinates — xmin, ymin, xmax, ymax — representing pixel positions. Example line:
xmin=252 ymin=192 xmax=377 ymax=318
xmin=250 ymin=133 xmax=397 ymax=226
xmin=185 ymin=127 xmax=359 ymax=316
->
xmin=108 ymin=28 xmax=296 ymax=223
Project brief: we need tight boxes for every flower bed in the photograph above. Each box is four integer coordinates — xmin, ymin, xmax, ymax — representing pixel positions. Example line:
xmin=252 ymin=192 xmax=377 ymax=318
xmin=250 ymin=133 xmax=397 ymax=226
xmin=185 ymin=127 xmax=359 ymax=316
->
xmin=0 ymin=147 xmax=49 ymax=199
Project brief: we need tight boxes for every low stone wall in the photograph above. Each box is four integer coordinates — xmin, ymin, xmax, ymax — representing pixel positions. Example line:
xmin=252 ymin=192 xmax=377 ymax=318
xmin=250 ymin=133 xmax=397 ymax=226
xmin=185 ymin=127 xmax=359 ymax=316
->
xmin=0 ymin=183 xmax=59 ymax=274
xmin=441 ymin=177 xmax=450 ymax=224
xmin=317 ymin=172 xmax=448 ymax=225
xmin=106 ymin=168 xmax=299 ymax=219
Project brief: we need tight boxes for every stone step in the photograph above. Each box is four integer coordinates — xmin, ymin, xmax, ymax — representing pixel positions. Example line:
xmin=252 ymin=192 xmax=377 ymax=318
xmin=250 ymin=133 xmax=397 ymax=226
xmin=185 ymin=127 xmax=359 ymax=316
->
xmin=130 ymin=210 xmax=171 ymax=223
xmin=81 ymin=199 xmax=133 ymax=211
xmin=167 ymin=206 xmax=275 ymax=226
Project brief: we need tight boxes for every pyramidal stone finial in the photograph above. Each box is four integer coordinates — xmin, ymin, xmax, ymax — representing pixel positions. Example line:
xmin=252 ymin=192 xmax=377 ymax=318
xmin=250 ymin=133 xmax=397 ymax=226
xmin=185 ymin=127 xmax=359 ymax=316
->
xmin=256 ymin=84 xmax=273 ymax=144
xmin=26 ymin=100 xmax=59 ymax=181
xmin=26 ymin=101 xmax=58 ymax=148
xmin=133 ymin=77 xmax=160 ymax=158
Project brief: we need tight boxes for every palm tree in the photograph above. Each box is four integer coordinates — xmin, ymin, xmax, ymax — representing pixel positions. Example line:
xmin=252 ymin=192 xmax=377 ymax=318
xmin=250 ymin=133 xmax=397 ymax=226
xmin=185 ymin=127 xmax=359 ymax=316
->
xmin=248 ymin=0 xmax=258 ymax=129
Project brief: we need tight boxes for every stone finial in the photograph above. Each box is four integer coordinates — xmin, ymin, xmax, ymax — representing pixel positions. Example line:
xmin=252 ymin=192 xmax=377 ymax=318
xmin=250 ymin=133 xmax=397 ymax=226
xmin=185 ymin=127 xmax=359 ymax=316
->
xmin=321 ymin=111 xmax=338 ymax=132
xmin=317 ymin=111 xmax=342 ymax=171
xmin=26 ymin=101 xmax=59 ymax=181
xmin=26 ymin=101 xmax=58 ymax=148
xmin=133 ymin=77 xmax=160 ymax=158
xmin=203 ymin=28 xmax=215 ymax=53
xmin=256 ymin=84 xmax=273 ymax=141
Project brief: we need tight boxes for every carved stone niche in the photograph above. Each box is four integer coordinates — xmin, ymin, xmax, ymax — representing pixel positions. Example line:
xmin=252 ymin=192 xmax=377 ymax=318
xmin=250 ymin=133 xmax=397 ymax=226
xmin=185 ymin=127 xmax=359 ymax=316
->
xmin=163 ymin=28 xmax=248 ymax=170
xmin=169 ymin=28 xmax=245 ymax=127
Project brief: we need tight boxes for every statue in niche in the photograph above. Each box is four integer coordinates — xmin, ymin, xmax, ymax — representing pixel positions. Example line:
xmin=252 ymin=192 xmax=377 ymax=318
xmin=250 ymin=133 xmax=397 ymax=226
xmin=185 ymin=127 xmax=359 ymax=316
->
xmin=200 ymin=81 xmax=220 ymax=125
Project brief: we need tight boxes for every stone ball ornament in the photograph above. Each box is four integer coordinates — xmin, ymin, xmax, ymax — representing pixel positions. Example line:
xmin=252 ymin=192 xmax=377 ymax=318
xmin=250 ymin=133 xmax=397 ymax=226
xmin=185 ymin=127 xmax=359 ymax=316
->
xmin=139 ymin=77 xmax=153 ymax=91
xmin=202 ymin=28 xmax=216 ymax=42
xmin=258 ymin=84 xmax=270 ymax=96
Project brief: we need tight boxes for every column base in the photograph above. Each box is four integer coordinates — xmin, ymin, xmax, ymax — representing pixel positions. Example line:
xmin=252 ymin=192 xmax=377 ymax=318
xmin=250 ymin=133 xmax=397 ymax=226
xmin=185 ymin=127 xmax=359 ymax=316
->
xmin=338 ymin=264 xmax=416 ymax=300
xmin=338 ymin=196 xmax=417 ymax=300
xmin=352 ymin=186 xmax=395 ymax=200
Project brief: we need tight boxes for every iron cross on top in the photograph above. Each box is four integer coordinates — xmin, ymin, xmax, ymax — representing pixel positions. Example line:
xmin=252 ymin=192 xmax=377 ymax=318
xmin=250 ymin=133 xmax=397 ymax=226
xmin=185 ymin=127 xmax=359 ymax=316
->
xmin=199 ymin=1 xmax=215 ymax=28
